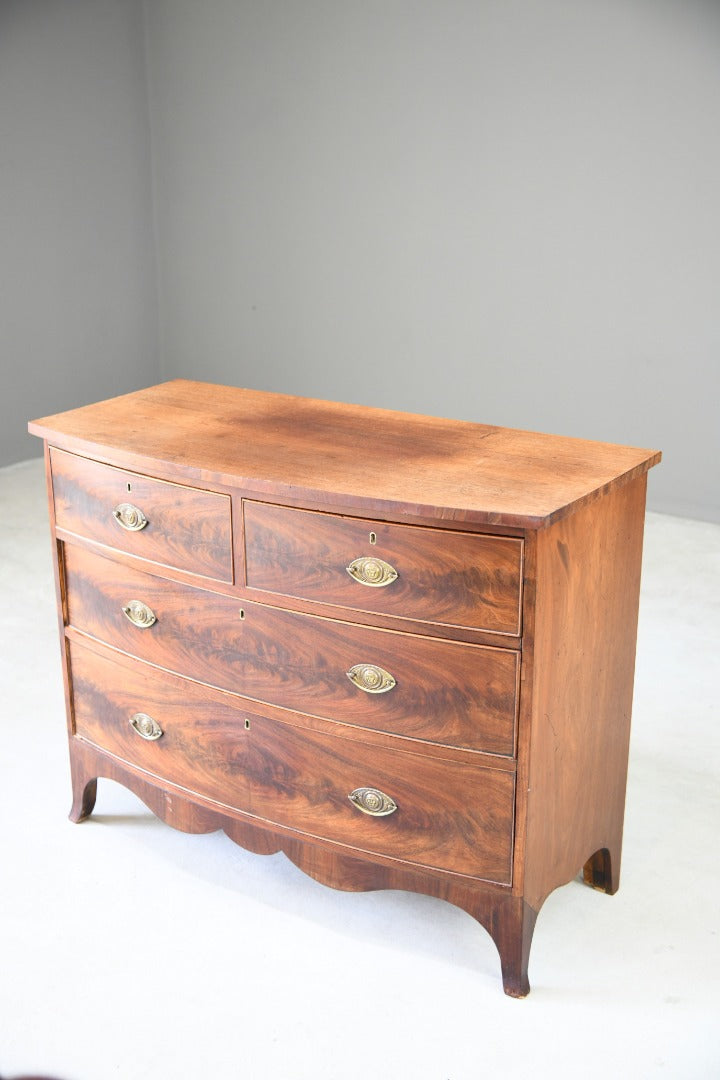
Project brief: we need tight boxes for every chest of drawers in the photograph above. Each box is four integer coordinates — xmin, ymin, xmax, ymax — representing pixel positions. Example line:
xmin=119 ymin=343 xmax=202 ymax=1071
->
xmin=29 ymin=380 xmax=660 ymax=995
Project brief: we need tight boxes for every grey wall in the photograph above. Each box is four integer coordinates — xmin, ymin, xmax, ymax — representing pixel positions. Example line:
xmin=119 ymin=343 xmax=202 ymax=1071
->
xmin=3 ymin=2 xmax=718 ymax=521
xmin=145 ymin=0 xmax=720 ymax=522
xmin=0 ymin=0 xmax=159 ymax=466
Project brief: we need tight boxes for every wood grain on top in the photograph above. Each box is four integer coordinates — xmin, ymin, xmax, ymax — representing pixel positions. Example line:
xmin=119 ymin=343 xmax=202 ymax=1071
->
xmin=29 ymin=380 xmax=661 ymax=528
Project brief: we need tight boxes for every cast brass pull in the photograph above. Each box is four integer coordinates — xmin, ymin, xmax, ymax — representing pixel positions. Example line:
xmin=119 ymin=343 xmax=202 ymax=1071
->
xmin=129 ymin=712 xmax=163 ymax=741
xmin=346 ymin=556 xmax=398 ymax=588
xmin=122 ymin=600 xmax=157 ymax=629
xmin=346 ymin=663 xmax=396 ymax=694
xmin=112 ymin=503 xmax=148 ymax=531
xmin=349 ymin=787 xmax=398 ymax=817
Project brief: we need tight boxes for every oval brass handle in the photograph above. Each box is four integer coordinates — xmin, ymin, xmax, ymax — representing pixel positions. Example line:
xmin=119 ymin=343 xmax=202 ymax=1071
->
xmin=129 ymin=712 xmax=163 ymax=741
xmin=346 ymin=663 xmax=396 ymax=694
xmin=349 ymin=787 xmax=398 ymax=817
xmin=122 ymin=600 xmax=157 ymax=628
xmin=112 ymin=503 xmax=148 ymax=531
xmin=346 ymin=556 xmax=398 ymax=588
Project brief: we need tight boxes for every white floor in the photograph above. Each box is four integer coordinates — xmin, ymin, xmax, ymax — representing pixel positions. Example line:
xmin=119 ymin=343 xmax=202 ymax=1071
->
xmin=1 ymin=458 xmax=718 ymax=1080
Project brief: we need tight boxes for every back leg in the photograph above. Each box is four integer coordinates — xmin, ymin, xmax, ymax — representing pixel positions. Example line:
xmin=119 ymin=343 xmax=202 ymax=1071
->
xmin=583 ymin=847 xmax=619 ymax=895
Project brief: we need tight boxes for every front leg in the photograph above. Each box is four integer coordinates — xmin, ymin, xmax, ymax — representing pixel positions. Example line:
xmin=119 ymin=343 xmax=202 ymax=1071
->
xmin=454 ymin=886 xmax=539 ymax=997
xmin=68 ymin=749 xmax=97 ymax=823
xmin=491 ymin=897 xmax=539 ymax=997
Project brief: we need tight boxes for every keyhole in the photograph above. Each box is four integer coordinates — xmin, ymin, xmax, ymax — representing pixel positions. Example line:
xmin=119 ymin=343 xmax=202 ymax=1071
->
xmin=369 ymin=531 xmax=377 ymax=545
xmin=244 ymin=718 xmax=251 ymax=730
xmin=127 ymin=482 xmax=132 ymax=492
xmin=239 ymin=608 xmax=245 ymax=620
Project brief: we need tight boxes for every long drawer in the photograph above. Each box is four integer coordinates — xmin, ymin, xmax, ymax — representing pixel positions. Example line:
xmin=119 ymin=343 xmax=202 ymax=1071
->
xmin=244 ymin=501 xmax=523 ymax=636
xmin=50 ymin=448 xmax=233 ymax=582
xmin=64 ymin=545 xmax=519 ymax=756
xmin=69 ymin=641 xmax=515 ymax=884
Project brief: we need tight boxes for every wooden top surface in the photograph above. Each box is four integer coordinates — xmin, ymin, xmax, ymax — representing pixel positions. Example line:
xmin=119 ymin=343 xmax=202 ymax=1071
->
xmin=29 ymin=380 xmax=660 ymax=529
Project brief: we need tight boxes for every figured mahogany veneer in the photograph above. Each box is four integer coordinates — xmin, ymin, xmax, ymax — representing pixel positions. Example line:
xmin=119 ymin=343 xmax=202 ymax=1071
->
xmin=244 ymin=501 xmax=524 ymax=636
xmin=63 ymin=545 xmax=518 ymax=755
xmin=70 ymin=642 xmax=515 ymax=883
xmin=51 ymin=447 xmax=233 ymax=582
xmin=29 ymin=380 xmax=660 ymax=996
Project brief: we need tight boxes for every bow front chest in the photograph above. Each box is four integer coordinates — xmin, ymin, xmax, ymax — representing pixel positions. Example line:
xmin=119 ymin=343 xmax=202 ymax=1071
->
xmin=29 ymin=380 xmax=660 ymax=995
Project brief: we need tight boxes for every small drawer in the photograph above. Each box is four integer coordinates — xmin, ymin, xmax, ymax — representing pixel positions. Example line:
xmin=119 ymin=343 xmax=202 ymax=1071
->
xmin=244 ymin=502 xmax=523 ymax=636
xmin=64 ymin=546 xmax=519 ymax=756
xmin=50 ymin=448 xmax=233 ymax=582
xmin=70 ymin=642 xmax=515 ymax=884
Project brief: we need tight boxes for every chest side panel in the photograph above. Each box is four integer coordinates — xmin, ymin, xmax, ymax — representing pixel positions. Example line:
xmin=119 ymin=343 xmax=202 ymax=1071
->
xmin=520 ymin=474 xmax=648 ymax=910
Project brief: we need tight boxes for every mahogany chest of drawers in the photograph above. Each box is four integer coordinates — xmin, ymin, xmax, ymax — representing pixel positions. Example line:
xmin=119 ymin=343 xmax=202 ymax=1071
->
xmin=29 ymin=380 xmax=660 ymax=995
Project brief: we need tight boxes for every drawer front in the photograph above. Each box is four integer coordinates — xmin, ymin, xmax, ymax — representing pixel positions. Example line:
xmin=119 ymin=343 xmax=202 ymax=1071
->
xmin=70 ymin=643 xmax=515 ymax=883
xmin=244 ymin=501 xmax=523 ymax=636
xmin=50 ymin=448 xmax=233 ymax=582
xmin=64 ymin=545 xmax=519 ymax=755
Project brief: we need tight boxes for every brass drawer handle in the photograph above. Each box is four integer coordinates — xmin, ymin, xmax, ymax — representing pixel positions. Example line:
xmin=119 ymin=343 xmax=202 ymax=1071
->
xmin=346 ymin=556 xmax=398 ymax=588
xmin=346 ymin=663 xmax=396 ymax=694
xmin=129 ymin=712 xmax=163 ymax=741
xmin=349 ymin=787 xmax=398 ymax=817
xmin=122 ymin=600 xmax=157 ymax=628
xmin=112 ymin=503 xmax=148 ymax=531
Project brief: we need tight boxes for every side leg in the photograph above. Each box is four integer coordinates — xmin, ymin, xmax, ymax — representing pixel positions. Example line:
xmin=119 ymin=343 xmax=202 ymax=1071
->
xmin=69 ymin=751 xmax=97 ymax=823
xmin=583 ymin=846 xmax=620 ymax=895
